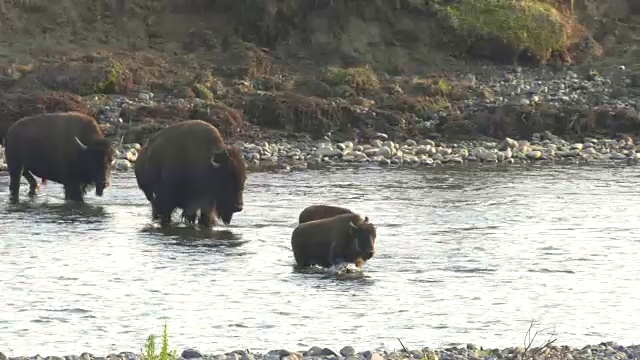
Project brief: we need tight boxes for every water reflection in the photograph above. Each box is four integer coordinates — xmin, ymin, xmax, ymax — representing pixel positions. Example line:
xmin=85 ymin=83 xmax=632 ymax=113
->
xmin=139 ymin=225 xmax=249 ymax=252
xmin=4 ymin=200 xmax=109 ymax=224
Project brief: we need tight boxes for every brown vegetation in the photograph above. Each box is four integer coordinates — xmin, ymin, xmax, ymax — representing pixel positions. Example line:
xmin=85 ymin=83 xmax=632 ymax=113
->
xmin=0 ymin=91 xmax=90 ymax=138
xmin=0 ymin=0 xmax=638 ymax=143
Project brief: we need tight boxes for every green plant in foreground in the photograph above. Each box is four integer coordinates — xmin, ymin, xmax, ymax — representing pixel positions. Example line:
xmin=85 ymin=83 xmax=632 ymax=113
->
xmin=422 ymin=351 xmax=438 ymax=360
xmin=142 ymin=323 xmax=178 ymax=360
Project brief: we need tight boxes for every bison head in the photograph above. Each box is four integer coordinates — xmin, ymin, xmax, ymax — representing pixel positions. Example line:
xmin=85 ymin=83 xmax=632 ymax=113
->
xmin=349 ymin=217 xmax=377 ymax=261
xmin=75 ymin=136 xmax=116 ymax=196
xmin=210 ymin=146 xmax=247 ymax=225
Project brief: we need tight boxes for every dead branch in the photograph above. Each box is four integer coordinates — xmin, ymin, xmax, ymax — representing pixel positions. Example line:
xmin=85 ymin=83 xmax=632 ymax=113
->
xmin=397 ymin=338 xmax=411 ymax=355
xmin=520 ymin=318 xmax=558 ymax=360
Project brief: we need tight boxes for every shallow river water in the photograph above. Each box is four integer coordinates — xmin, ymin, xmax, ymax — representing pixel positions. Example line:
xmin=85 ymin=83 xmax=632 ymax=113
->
xmin=1 ymin=164 xmax=639 ymax=356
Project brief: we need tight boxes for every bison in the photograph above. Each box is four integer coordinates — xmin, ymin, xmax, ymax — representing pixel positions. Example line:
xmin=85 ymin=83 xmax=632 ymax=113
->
xmin=134 ymin=119 xmax=247 ymax=227
xmin=4 ymin=112 xmax=116 ymax=203
xmin=291 ymin=213 xmax=377 ymax=270
xmin=298 ymin=204 xmax=354 ymax=224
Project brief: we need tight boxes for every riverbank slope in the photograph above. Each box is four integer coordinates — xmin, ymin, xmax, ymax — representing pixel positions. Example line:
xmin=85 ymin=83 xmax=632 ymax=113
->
xmin=0 ymin=0 xmax=639 ymax=147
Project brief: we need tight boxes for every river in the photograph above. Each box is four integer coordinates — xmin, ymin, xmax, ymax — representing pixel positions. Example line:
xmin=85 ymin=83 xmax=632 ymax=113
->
xmin=0 ymin=164 xmax=639 ymax=356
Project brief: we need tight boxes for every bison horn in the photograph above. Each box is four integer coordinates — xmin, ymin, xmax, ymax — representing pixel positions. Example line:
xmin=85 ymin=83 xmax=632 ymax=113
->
xmin=211 ymin=159 xmax=221 ymax=169
xmin=364 ymin=216 xmax=369 ymax=223
xmin=75 ymin=137 xmax=88 ymax=150
xmin=214 ymin=149 xmax=229 ymax=159
xmin=349 ymin=221 xmax=358 ymax=229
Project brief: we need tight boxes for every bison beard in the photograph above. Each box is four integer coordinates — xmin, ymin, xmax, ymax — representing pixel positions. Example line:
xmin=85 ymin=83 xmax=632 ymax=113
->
xmin=74 ymin=137 xmax=113 ymax=197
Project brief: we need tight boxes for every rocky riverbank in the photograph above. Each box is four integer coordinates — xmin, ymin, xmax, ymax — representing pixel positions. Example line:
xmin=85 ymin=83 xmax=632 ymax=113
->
xmin=2 ymin=342 xmax=639 ymax=360
xmin=1 ymin=130 xmax=639 ymax=175
xmin=2 ymin=62 xmax=640 ymax=174
xmin=113 ymin=132 xmax=640 ymax=173
xmin=81 ymin=61 xmax=640 ymax=145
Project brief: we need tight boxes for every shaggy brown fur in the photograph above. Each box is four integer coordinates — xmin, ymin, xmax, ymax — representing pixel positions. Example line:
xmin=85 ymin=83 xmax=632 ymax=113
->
xmin=5 ymin=111 xmax=116 ymax=203
xmin=291 ymin=213 xmax=377 ymax=270
xmin=134 ymin=119 xmax=247 ymax=227
xmin=298 ymin=204 xmax=354 ymax=224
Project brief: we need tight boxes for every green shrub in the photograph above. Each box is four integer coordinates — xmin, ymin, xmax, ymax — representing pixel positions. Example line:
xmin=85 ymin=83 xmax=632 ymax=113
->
xmin=141 ymin=323 xmax=178 ymax=360
xmin=94 ymin=60 xmax=132 ymax=94
xmin=191 ymin=83 xmax=215 ymax=101
xmin=440 ymin=0 xmax=578 ymax=58
xmin=321 ymin=66 xmax=380 ymax=96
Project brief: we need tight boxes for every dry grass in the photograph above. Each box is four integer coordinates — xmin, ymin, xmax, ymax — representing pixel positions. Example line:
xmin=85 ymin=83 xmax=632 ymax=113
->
xmin=0 ymin=91 xmax=90 ymax=138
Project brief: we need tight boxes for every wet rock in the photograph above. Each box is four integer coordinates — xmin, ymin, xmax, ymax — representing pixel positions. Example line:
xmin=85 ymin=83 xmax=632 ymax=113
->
xmin=611 ymin=152 xmax=628 ymax=160
xmin=376 ymin=146 xmax=392 ymax=158
xmin=240 ymin=354 xmax=254 ymax=360
xmin=498 ymin=137 xmax=519 ymax=151
xmin=479 ymin=152 xmax=498 ymax=162
xmin=316 ymin=146 xmax=342 ymax=158
xmin=118 ymin=354 xmax=136 ymax=360
xmin=113 ymin=159 xmax=132 ymax=171
xmin=526 ymin=150 xmax=543 ymax=159
xmin=340 ymin=347 xmax=356 ymax=357
xmin=182 ymin=349 xmax=204 ymax=359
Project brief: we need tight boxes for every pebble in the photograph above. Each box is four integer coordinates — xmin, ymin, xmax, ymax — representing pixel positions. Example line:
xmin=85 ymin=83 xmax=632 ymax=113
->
xmin=4 ymin=344 xmax=640 ymax=360
xmin=4 ymin=131 xmax=631 ymax=175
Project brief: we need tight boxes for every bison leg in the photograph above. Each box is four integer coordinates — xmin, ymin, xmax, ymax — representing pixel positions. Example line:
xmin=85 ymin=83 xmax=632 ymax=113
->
xmin=141 ymin=188 xmax=160 ymax=220
xmin=158 ymin=205 xmax=176 ymax=227
xmin=63 ymin=183 xmax=85 ymax=203
xmin=198 ymin=206 xmax=218 ymax=228
xmin=181 ymin=210 xmax=198 ymax=225
xmin=23 ymin=170 xmax=40 ymax=196
xmin=8 ymin=164 xmax=22 ymax=204
xmin=155 ymin=192 xmax=176 ymax=227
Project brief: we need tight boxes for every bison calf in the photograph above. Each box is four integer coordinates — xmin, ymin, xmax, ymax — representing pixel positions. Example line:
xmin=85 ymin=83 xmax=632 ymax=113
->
xmin=291 ymin=213 xmax=377 ymax=270
xmin=298 ymin=204 xmax=354 ymax=224
xmin=4 ymin=112 xmax=116 ymax=203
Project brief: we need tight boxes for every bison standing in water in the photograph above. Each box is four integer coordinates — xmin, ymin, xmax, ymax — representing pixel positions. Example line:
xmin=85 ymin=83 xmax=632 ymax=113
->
xmin=134 ymin=120 xmax=247 ymax=227
xmin=4 ymin=112 xmax=116 ymax=204
xmin=298 ymin=204 xmax=354 ymax=224
xmin=291 ymin=213 xmax=377 ymax=270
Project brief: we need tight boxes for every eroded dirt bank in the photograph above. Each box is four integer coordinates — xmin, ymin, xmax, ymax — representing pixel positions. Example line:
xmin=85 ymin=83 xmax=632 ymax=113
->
xmin=0 ymin=0 xmax=639 ymax=146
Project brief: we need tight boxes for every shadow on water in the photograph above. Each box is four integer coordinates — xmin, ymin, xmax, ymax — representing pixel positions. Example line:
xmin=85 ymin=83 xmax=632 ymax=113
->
xmin=3 ymin=199 xmax=109 ymax=224
xmin=291 ymin=264 xmax=376 ymax=286
xmin=139 ymin=223 xmax=249 ymax=248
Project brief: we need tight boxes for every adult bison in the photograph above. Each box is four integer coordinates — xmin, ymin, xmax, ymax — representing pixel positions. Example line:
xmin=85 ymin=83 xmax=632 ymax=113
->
xmin=134 ymin=119 xmax=247 ymax=227
xmin=298 ymin=204 xmax=354 ymax=224
xmin=4 ymin=112 xmax=116 ymax=204
xmin=291 ymin=213 xmax=377 ymax=270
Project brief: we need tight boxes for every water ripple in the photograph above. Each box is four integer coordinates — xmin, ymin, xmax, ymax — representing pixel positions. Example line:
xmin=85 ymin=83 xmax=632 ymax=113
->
xmin=0 ymin=166 xmax=640 ymax=354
